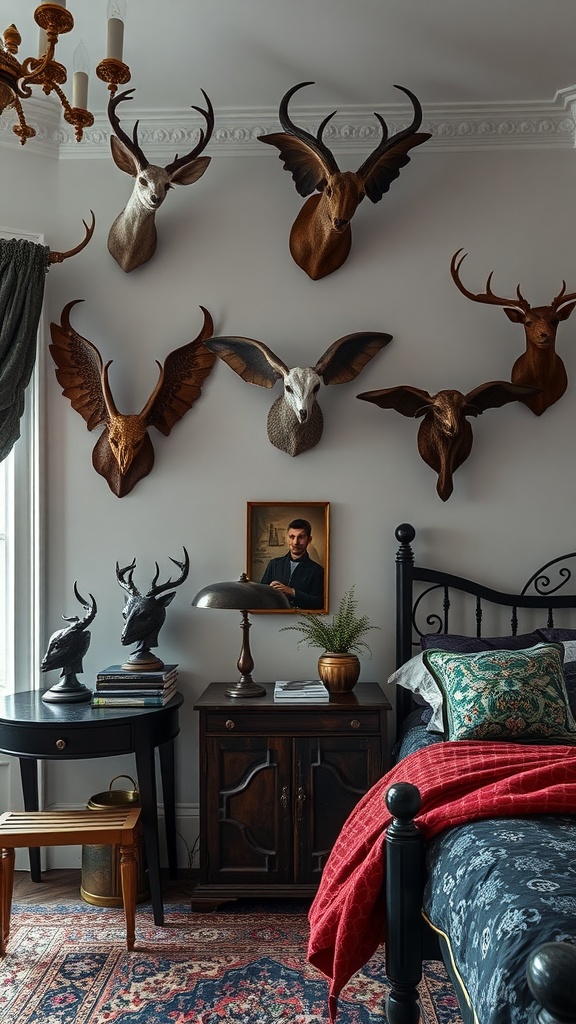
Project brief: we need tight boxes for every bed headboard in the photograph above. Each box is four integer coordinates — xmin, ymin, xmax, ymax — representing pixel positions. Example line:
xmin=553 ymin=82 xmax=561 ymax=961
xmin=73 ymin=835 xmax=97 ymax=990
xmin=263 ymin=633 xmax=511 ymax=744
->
xmin=395 ymin=522 xmax=576 ymax=728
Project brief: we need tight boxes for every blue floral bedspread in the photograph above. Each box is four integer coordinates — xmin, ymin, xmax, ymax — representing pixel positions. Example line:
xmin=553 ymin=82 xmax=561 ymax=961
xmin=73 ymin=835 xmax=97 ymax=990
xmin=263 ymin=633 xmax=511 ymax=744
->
xmin=397 ymin=722 xmax=576 ymax=1024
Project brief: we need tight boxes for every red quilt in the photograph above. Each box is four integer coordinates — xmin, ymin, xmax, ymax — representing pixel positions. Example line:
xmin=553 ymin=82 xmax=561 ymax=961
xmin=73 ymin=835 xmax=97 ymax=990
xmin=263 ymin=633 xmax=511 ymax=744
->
xmin=307 ymin=740 xmax=576 ymax=1022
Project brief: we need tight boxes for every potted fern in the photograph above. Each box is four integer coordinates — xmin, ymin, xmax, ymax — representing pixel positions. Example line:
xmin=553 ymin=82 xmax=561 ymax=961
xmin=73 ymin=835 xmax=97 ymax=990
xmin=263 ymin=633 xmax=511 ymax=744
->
xmin=280 ymin=586 xmax=378 ymax=692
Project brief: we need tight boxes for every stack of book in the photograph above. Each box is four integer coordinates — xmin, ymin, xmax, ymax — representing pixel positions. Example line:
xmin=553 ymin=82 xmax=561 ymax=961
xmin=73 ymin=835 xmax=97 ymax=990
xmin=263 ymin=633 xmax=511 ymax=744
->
xmin=274 ymin=679 xmax=329 ymax=702
xmin=91 ymin=664 xmax=178 ymax=707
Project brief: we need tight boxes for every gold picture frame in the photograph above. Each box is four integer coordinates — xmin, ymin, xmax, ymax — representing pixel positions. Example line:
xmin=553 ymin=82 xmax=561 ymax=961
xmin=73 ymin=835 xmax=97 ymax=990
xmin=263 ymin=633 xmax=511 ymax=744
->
xmin=246 ymin=501 xmax=330 ymax=614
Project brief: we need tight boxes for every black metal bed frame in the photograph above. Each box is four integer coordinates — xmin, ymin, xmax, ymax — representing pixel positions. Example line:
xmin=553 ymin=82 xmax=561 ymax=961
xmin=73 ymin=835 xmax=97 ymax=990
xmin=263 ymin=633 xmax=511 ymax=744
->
xmin=385 ymin=522 xmax=576 ymax=1024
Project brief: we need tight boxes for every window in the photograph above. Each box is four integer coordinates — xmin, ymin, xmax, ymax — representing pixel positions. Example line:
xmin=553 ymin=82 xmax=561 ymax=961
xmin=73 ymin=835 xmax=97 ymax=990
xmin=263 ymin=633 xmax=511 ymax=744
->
xmin=0 ymin=229 xmax=42 ymax=695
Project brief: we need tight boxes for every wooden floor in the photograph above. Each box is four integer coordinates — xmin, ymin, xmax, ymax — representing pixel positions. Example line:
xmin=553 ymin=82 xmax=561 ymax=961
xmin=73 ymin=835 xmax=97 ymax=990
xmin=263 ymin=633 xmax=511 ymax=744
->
xmin=12 ymin=868 xmax=198 ymax=905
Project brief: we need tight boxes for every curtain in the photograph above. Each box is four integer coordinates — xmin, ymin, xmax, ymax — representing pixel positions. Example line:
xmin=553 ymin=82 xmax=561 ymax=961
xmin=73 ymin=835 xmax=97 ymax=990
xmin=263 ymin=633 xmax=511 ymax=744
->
xmin=0 ymin=238 xmax=50 ymax=462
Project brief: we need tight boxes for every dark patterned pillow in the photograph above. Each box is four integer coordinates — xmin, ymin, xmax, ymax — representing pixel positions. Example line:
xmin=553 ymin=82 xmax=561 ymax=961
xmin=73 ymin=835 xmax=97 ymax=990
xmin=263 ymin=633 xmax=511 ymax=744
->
xmin=422 ymin=643 xmax=576 ymax=742
xmin=420 ymin=631 xmax=543 ymax=653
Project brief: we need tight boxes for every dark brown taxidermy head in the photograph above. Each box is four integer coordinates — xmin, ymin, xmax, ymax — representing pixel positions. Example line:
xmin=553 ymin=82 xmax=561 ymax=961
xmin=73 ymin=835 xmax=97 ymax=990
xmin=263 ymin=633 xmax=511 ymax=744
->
xmin=358 ymin=381 xmax=540 ymax=500
xmin=49 ymin=303 xmax=216 ymax=497
xmin=451 ymin=249 xmax=576 ymax=416
xmin=258 ymin=83 xmax=431 ymax=280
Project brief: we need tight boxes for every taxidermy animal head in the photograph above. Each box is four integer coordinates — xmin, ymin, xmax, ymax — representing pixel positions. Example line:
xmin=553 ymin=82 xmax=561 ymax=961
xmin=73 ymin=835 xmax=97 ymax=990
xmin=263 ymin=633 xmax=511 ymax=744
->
xmin=107 ymin=88 xmax=214 ymax=272
xmin=116 ymin=548 xmax=189 ymax=656
xmin=48 ymin=211 xmax=95 ymax=264
xmin=258 ymin=82 xmax=431 ymax=280
xmin=49 ymin=303 xmax=216 ymax=498
xmin=357 ymin=381 xmax=540 ymax=501
xmin=40 ymin=583 xmax=97 ymax=677
xmin=451 ymin=249 xmax=576 ymax=416
xmin=205 ymin=331 xmax=393 ymax=456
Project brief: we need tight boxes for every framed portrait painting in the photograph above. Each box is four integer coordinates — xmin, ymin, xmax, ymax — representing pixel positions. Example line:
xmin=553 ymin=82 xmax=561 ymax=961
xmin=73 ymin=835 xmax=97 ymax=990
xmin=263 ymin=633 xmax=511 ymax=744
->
xmin=247 ymin=501 xmax=330 ymax=613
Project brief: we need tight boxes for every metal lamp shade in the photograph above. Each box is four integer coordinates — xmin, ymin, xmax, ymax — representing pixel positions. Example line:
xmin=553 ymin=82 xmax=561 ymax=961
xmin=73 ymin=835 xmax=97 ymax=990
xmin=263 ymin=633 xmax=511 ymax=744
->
xmin=192 ymin=574 xmax=290 ymax=697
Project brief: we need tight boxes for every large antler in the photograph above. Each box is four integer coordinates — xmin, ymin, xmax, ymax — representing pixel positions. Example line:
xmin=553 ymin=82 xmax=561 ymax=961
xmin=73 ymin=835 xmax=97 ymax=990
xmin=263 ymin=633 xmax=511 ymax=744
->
xmin=550 ymin=281 xmax=576 ymax=312
xmin=165 ymin=90 xmax=215 ymax=176
xmin=107 ymin=88 xmax=149 ymax=168
xmin=277 ymin=81 xmax=340 ymax=180
xmin=357 ymin=85 xmax=424 ymax=183
xmin=49 ymin=211 xmax=95 ymax=265
xmin=450 ymin=248 xmax=530 ymax=313
xmin=147 ymin=548 xmax=190 ymax=597
xmin=62 ymin=582 xmax=97 ymax=630
xmin=116 ymin=558 xmax=140 ymax=597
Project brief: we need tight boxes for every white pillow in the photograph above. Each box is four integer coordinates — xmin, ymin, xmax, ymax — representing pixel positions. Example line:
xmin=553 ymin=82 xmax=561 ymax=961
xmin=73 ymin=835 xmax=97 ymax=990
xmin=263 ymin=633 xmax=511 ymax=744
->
xmin=563 ymin=640 xmax=576 ymax=664
xmin=387 ymin=653 xmax=444 ymax=733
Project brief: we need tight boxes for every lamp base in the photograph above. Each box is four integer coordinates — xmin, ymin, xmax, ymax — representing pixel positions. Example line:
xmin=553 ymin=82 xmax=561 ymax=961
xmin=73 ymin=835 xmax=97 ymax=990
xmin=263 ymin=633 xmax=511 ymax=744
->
xmin=225 ymin=679 xmax=266 ymax=698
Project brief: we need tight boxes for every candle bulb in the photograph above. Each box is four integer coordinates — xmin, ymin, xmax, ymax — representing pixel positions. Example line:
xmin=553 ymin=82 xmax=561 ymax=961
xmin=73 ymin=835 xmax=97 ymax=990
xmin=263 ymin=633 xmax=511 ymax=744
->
xmin=72 ymin=41 xmax=90 ymax=110
xmin=107 ymin=0 xmax=127 ymax=61
xmin=38 ymin=27 xmax=48 ymax=57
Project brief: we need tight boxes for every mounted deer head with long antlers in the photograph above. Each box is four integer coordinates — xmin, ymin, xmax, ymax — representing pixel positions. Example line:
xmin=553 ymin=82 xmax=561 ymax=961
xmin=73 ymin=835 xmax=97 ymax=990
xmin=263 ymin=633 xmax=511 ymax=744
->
xmin=107 ymin=88 xmax=214 ymax=273
xmin=451 ymin=249 xmax=576 ymax=416
xmin=205 ymin=330 xmax=392 ymax=456
xmin=258 ymin=82 xmax=431 ymax=280
xmin=49 ymin=303 xmax=216 ymax=497
xmin=358 ymin=381 xmax=540 ymax=500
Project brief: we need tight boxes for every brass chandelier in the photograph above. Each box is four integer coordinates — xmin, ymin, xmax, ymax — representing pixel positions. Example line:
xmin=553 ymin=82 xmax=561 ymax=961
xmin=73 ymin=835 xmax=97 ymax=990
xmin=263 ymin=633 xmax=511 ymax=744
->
xmin=0 ymin=1 xmax=131 ymax=145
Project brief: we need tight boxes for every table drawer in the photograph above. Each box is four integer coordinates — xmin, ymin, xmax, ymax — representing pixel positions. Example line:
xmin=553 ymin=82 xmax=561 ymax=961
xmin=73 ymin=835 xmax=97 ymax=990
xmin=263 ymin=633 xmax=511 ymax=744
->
xmin=203 ymin=711 xmax=382 ymax=735
xmin=0 ymin=722 xmax=133 ymax=757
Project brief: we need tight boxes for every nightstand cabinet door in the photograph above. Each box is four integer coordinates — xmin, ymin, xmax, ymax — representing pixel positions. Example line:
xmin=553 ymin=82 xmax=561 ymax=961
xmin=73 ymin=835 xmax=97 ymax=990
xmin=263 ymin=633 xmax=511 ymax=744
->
xmin=203 ymin=735 xmax=292 ymax=885
xmin=295 ymin=734 xmax=383 ymax=884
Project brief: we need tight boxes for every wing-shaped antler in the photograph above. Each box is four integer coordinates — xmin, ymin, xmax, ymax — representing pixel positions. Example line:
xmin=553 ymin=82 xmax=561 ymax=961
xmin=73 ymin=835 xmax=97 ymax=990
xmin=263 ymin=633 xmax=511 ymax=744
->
xmin=464 ymin=380 xmax=541 ymax=415
xmin=258 ymin=82 xmax=340 ymax=197
xmin=204 ymin=336 xmax=290 ymax=387
xmin=357 ymin=86 xmax=431 ymax=204
xmin=49 ymin=300 xmax=108 ymax=431
xmin=141 ymin=306 xmax=217 ymax=435
xmin=357 ymin=385 xmax=433 ymax=417
xmin=314 ymin=332 xmax=393 ymax=384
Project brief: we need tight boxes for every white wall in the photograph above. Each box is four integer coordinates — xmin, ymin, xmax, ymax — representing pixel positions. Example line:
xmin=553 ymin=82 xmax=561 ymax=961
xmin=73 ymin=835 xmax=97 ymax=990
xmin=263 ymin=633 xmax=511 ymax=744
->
xmin=6 ymin=136 xmax=576 ymax=865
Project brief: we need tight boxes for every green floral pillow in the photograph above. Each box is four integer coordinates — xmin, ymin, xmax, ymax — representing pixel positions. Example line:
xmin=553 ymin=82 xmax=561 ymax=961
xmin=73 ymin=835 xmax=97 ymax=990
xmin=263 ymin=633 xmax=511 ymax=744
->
xmin=422 ymin=643 xmax=576 ymax=742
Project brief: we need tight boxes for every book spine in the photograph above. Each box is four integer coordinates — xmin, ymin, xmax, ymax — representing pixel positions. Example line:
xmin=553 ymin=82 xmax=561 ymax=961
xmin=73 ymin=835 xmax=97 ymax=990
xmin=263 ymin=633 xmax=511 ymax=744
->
xmin=91 ymin=696 xmax=170 ymax=707
xmin=93 ymin=689 xmax=174 ymax=698
xmin=96 ymin=673 xmax=177 ymax=684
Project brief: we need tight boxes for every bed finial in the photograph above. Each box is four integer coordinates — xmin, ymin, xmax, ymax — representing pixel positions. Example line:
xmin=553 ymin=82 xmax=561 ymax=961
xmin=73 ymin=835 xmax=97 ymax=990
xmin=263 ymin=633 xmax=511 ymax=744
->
xmin=527 ymin=942 xmax=576 ymax=1024
xmin=395 ymin=524 xmax=416 ymax=545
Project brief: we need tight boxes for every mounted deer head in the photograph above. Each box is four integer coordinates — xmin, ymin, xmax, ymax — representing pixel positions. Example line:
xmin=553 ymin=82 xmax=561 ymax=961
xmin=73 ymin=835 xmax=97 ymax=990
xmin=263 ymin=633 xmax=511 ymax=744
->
xmin=258 ymin=82 xmax=431 ymax=280
xmin=116 ymin=548 xmax=189 ymax=668
xmin=206 ymin=331 xmax=392 ymax=456
xmin=358 ymin=381 xmax=540 ymax=500
xmin=49 ymin=303 xmax=216 ymax=497
xmin=48 ymin=211 xmax=95 ymax=264
xmin=450 ymin=249 xmax=576 ymax=416
xmin=107 ymin=88 xmax=214 ymax=273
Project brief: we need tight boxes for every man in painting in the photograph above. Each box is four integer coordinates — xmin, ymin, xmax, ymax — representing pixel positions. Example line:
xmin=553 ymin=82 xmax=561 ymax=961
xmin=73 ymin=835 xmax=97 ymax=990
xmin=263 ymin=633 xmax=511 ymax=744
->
xmin=261 ymin=518 xmax=324 ymax=609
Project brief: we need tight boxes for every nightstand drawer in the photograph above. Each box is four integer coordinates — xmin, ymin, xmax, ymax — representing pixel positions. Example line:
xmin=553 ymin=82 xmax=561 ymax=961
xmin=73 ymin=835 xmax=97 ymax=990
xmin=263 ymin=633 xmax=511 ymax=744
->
xmin=204 ymin=710 xmax=382 ymax=735
xmin=0 ymin=722 xmax=132 ymax=757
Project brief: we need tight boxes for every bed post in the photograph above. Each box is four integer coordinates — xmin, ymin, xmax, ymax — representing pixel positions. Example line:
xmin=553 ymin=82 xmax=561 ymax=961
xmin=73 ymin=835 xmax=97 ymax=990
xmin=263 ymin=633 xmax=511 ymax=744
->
xmin=396 ymin=523 xmax=416 ymax=728
xmin=527 ymin=942 xmax=576 ymax=1024
xmin=385 ymin=781 xmax=424 ymax=1024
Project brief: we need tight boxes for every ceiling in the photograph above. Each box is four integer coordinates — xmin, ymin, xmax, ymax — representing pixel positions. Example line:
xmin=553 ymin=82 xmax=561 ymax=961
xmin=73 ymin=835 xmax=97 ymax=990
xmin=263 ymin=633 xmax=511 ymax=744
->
xmin=4 ymin=0 xmax=576 ymax=151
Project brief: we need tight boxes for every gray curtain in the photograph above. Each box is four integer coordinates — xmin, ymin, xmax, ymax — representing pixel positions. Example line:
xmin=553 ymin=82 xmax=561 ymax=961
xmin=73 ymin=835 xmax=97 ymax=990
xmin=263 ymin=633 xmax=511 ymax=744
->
xmin=0 ymin=238 xmax=50 ymax=462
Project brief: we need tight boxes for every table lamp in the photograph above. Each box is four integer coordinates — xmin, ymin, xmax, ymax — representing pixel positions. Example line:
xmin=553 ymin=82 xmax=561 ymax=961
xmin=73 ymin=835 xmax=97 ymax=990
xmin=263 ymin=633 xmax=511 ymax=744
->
xmin=192 ymin=573 xmax=290 ymax=697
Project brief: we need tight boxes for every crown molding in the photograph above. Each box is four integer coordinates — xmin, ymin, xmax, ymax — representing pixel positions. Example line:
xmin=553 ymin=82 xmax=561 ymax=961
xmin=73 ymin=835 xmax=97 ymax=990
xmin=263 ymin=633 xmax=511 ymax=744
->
xmin=1 ymin=92 xmax=575 ymax=159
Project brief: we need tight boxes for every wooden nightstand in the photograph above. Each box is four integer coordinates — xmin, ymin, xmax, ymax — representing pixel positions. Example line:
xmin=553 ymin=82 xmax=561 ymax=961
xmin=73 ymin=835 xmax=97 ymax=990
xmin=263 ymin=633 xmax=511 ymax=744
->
xmin=192 ymin=681 xmax=390 ymax=906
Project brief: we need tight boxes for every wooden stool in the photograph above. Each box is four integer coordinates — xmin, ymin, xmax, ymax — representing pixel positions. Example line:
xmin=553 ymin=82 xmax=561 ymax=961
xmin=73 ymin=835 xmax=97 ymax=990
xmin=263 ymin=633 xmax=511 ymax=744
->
xmin=0 ymin=807 xmax=142 ymax=953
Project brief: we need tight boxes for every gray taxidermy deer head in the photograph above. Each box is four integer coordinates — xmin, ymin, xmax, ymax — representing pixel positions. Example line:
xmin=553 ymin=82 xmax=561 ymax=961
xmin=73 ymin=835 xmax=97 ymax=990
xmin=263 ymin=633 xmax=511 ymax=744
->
xmin=205 ymin=331 xmax=393 ymax=456
xmin=451 ymin=249 xmax=576 ymax=416
xmin=258 ymin=82 xmax=431 ymax=280
xmin=107 ymin=88 xmax=214 ymax=273
xmin=116 ymin=548 xmax=189 ymax=669
xmin=358 ymin=381 xmax=540 ymax=500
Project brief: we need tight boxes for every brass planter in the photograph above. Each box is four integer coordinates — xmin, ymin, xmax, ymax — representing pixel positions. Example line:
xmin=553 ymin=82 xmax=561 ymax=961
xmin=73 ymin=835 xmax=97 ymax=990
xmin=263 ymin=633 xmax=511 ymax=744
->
xmin=318 ymin=652 xmax=360 ymax=693
xmin=80 ymin=775 xmax=149 ymax=907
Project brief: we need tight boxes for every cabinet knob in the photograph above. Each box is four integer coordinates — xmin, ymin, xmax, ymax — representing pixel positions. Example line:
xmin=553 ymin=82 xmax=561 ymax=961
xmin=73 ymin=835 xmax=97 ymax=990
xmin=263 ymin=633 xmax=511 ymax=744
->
xmin=55 ymin=738 xmax=67 ymax=750
xmin=350 ymin=719 xmax=360 ymax=730
xmin=225 ymin=719 xmax=235 ymax=730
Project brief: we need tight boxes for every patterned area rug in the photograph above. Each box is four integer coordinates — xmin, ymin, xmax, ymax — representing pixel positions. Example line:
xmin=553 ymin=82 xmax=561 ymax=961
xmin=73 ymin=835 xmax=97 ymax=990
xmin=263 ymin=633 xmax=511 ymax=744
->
xmin=0 ymin=899 xmax=462 ymax=1023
